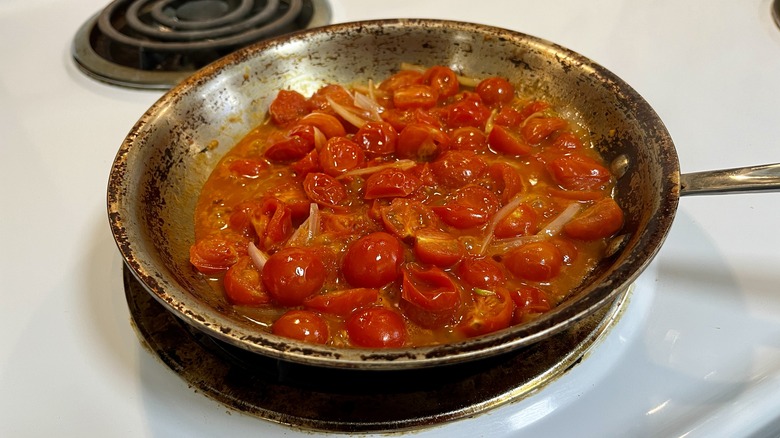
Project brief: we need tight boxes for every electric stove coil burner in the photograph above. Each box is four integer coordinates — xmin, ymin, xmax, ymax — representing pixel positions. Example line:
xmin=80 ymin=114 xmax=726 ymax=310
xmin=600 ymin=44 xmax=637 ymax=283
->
xmin=123 ymin=267 xmax=630 ymax=433
xmin=72 ymin=0 xmax=331 ymax=89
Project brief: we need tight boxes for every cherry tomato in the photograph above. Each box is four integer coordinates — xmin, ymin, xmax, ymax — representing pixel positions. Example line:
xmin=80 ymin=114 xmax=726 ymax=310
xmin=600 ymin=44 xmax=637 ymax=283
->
xmin=264 ymin=135 xmax=314 ymax=162
xmin=456 ymin=257 xmax=506 ymax=289
xmin=308 ymin=84 xmax=353 ymax=113
xmin=230 ymin=198 xmax=292 ymax=250
xmin=303 ymin=172 xmax=348 ymax=208
xmin=189 ymin=236 xmax=240 ymax=274
xmin=269 ymin=182 xmax=311 ymax=222
xmin=459 ymin=287 xmax=515 ymax=337
xmin=503 ymin=241 xmax=563 ymax=282
xmin=223 ymin=256 xmax=271 ymax=306
xmin=401 ymin=263 xmax=462 ymax=328
xmin=272 ymin=309 xmax=329 ymax=344
xmin=303 ymin=288 xmax=380 ymax=316
xmin=346 ymin=307 xmax=407 ymax=348
xmin=521 ymin=117 xmax=568 ymax=144
xmin=413 ymin=228 xmax=464 ymax=267
xmin=393 ymin=84 xmax=439 ymax=109
xmin=475 ymin=76 xmax=515 ymax=106
xmin=290 ymin=149 xmax=321 ymax=177
xmin=494 ymin=203 xmax=539 ymax=239
xmin=262 ymin=247 xmax=327 ymax=306
xmin=550 ymin=237 xmax=579 ymax=264
xmin=397 ymin=122 xmax=450 ymax=161
xmin=430 ymin=150 xmax=488 ymax=188
xmin=485 ymin=162 xmax=524 ymax=203
xmin=364 ymin=168 xmax=422 ymax=199
xmin=353 ymin=121 xmax=398 ymax=156
xmin=342 ymin=232 xmax=404 ymax=288
xmin=488 ymin=124 xmax=532 ymax=156
xmin=297 ymin=112 xmax=346 ymax=139
xmin=444 ymin=92 xmax=491 ymax=128
xmin=550 ymin=131 xmax=583 ymax=149
xmin=433 ymin=185 xmax=500 ymax=229
xmin=509 ymin=285 xmax=552 ymax=323
xmin=422 ymin=65 xmax=459 ymax=98
xmin=451 ymin=126 xmax=488 ymax=152
xmin=380 ymin=198 xmax=439 ymax=239
xmin=269 ymin=89 xmax=311 ymax=126
xmin=563 ymin=198 xmax=624 ymax=240
xmin=318 ymin=136 xmax=365 ymax=176
xmin=379 ymin=70 xmax=423 ymax=93
xmin=547 ymin=154 xmax=611 ymax=190
xmin=227 ymin=158 xmax=268 ymax=178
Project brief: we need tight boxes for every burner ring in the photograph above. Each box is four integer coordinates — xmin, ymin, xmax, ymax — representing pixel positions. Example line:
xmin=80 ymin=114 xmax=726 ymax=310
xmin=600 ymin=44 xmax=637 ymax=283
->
xmin=150 ymin=0 xmax=254 ymax=30
xmin=99 ymin=0 xmax=302 ymax=51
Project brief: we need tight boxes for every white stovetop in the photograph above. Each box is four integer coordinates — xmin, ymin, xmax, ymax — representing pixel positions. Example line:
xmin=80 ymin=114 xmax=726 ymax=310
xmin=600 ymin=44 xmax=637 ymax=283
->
xmin=2 ymin=0 xmax=780 ymax=436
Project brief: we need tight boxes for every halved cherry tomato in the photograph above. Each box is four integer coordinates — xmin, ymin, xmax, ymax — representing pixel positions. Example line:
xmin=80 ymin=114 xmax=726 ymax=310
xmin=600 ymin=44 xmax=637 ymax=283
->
xmin=456 ymin=257 xmax=506 ymax=289
xmin=342 ymin=232 xmax=403 ymax=288
xmin=364 ymin=168 xmax=421 ymax=199
xmin=264 ymin=135 xmax=314 ymax=162
xmin=269 ymin=89 xmax=311 ymax=126
xmin=290 ymin=149 xmax=321 ymax=177
xmin=319 ymin=137 xmax=365 ymax=176
xmin=223 ymin=256 xmax=271 ymax=306
xmin=303 ymin=172 xmax=347 ymax=208
xmin=308 ymin=84 xmax=353 ymax=113
xmin=547 ymin=154 xmax=611 ymax=190
xmin=303 ymin=288 xmax=379 ymax=316
xmin=272 ymin=309 xmax=329 ymax=344
xmin=189 ymin=236 xmax=240 ymax=274
xmin=262 ymin=247 xmax=327 ymax=306
xmin=430 ymin=150 xmax=488 ymax=188
xmin=459 ymin=287 xmax=515 ymax=337
xmin=550 ymin=237 xmax=579 ymax=264
xmin=510 ymin=285 xmax=552 ymax=323
xmin=379 ymin=70 xmax=423 ymax=93
xmin=380 ymin=198 xmax=439 ymax=239
xmin=229 ymin=198 xmax=292 ymax=250
xmin=269 ymin=182 xmax=311 ymax=222
xmin=550 ymin=131 xmax=583 ymax=149
xmin=422 ymin=65 xmax=459 ymax=98
xmin=503 ymin=241 xmax=563 ymax=282
xmin=444 ymin=92 xmax=491 ymax=128
xmin=451 ymin=126 xmax=488 ymax=152
xmin=521 ymin=117 xmax=568 ymax=144
xmin=393 ymin=84 xmax=439 ymax=109
xmin=346 ymin=307 xmax=407 ymax=348
xmin=297 ymin=112 xmax=346 ymax=139
xmin=494 ymin=203 xmax=539 ymax=238
xmin=413 ymin=228 xmax=464 ymax=267
xmin=353 ymin=121 xmax=398 ymax=156
xmin=563 ymin=198 xmax=624 ymax=240
xmin=475 ymin=76 xmax=515 ymax=106
xmin=401 ymin=263 xmax=462 ymax=328
xmin=432 ymin=185 xmax=500 ymax=229
xmin=397 ymin=122 xmax=450 ymax=161
xmin=227 ymin=158 xmax=268 ymax=178
xmin=488 ymin=124 xmax=532 ymax=156
xmin=485 ymin=162 xmax=524 ymax=203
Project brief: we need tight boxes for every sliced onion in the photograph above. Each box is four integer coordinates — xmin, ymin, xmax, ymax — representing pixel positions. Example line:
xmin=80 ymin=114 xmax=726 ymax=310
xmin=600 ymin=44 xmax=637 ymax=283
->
xmin=312 ymin=126 xmax=326 ymax=150
xmin=478 ymin=194 xmax=529 ymax=255
xmin=336 ymin=159 xmax=417 ymax=179
xmin=306 ymin=203 xmax=320 ymax=242
xmin=537 ymin=202 xmax=582 ymax=237
xmin=247 ymin=242 xmax=269 ymax=270
xmin=489 ymin=235 xmax=545 ymax=254
xmin=326 ymin=96 xmax=367 ymax=128
xmin=353 ymin=91 xmax=384 ymax=121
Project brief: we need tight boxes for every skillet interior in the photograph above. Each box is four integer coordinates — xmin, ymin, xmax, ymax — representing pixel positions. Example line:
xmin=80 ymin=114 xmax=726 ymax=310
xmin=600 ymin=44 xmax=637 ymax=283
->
xmin=107 ymin=19 xmax=680 ymax=370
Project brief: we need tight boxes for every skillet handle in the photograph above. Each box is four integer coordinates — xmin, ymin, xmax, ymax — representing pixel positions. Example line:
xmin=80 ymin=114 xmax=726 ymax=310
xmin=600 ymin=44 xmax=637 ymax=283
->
xmin=680 ymin=163 xmax=780 ymax=196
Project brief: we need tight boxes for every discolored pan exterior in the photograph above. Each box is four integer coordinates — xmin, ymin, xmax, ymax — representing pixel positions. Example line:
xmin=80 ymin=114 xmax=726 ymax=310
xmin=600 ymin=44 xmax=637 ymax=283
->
xmin=107 ymin=19 xmax=679 ymax=370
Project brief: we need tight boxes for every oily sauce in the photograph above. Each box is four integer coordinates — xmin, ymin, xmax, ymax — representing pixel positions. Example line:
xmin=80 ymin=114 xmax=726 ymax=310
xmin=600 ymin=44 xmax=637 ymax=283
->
xmin=190 ymin=65 xmax=624 ymax=349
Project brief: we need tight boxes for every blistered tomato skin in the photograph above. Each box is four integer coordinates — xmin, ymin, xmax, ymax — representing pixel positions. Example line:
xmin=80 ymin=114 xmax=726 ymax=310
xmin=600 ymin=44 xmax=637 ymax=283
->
xmin=342 ymin=232 xmax=404 ymax=288
xmin=262 ymin=247 xmax=327 ymax=306
xmin=503 ymin=241 xmax=564 ymax=282
xmin=346 ymin=307 xmax=407 ymax=348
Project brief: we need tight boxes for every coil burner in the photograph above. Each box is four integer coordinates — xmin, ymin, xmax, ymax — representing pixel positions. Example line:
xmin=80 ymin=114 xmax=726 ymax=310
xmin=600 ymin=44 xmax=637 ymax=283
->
xmin=72 ymin=0 xmax=331 ymax=89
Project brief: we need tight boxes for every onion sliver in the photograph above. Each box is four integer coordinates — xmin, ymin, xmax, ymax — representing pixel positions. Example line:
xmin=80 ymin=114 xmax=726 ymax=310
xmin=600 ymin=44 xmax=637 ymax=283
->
xmin=336 ymin=159 xmax=417 ymax=179
xmin=537 ymin=202 xmax=581 ymax=237
xmin=478 ymin=195 xmax=529 ymax=255
xmin=327 ymin=96 xmax=367 ymax=128
xmin=247 ymin=242 xmax=269 ymax=270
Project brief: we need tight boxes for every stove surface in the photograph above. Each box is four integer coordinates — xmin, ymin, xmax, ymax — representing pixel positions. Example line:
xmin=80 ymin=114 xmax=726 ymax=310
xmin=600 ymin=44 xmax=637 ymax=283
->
xmin=2 ymin=1 xmax=780 ymax=437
